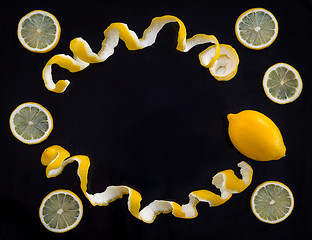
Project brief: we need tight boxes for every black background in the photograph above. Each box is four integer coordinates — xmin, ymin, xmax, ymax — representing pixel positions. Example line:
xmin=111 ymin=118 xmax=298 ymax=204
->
xmin=1 ymin=0 xmax=311 ymax=239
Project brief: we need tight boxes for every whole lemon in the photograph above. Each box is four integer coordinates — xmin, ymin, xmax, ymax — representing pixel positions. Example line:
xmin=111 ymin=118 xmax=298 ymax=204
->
xmin=227 ymin=110 xmax=286 ymax=161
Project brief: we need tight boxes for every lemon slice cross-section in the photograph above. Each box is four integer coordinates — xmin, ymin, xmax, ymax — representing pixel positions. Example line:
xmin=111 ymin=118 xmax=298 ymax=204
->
xmin=9 ymin=102 xmax=53 ymax=144
xmin=235 ymin=8 xmax=278 ymax=50
xmin=39 ymin=189 xmax=83 ymax=233
xmin=250 ymin=181 xmax=294 ymax=224
xmin=263 ymin=63 xmax=303 ymax=104
xmin=17 ymin=10 xmax=61 ymax=53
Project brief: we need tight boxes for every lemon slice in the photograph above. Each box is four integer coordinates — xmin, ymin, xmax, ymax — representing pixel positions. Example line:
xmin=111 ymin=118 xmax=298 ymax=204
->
xmin=251 ymin=181 xmax=294 ymax=224
xmin=235 ymin=8 xmax=278 ymax=50
xmin=263 ymin=63 xmax=303 ymax=104
xmin=9 ymin=102 xmax=53 ymax=144
xmin=39 ymin=189 xmax=83 ymax=233
xmin=17 ymin=10 xmax=61 ymax=53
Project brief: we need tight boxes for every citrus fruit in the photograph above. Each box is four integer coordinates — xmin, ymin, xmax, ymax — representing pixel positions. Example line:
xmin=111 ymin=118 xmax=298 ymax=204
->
xmin=9 ymin=102 xmax=53 ymax=144
xmin=39 ymin=189 xmax=83 ymax=233
xmin=251 ymin=181 xmax=294 ymax=224
xmin=17 ymin=10 xmax=61 ymax=53
xmin=235 ymin=8 xmax=278 ymax=50
xmin=227 ymin=110 xmax=286 ymax=161
xmin=263 ymin=63 xmax=303 ymax=104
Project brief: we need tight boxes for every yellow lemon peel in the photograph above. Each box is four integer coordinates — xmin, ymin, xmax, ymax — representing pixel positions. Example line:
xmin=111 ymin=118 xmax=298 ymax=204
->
xmin=41 ymin=145 xmax=253 ymax=223
xmin=42 ymin=15 xmax=240 ymax=93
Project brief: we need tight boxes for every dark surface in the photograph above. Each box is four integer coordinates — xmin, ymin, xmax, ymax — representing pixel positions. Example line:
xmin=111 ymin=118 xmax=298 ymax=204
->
xmin=1 ymin=0 xmax=311 ymax=239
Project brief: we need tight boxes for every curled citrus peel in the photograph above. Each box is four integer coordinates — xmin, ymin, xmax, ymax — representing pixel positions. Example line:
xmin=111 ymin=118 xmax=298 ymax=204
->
xmin=41 ymin=145 xmax=253 ymax=223
xmin=42 ymin=15 xmax=239 ymax=93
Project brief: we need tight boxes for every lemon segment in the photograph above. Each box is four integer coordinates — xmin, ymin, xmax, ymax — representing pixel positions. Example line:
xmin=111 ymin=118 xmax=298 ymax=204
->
xmin=41 ymin=145 xmax=253 ymax=223
xmin=235 ymin=8 xmax=278 ymax=50
xmin=227 ymin=110 xmax=286 ymax=161
xmin=263 ymin=63 xmax=303 ymax=104
xmin=39 ymin=189 xmax=83 ymax=233
xmin=17 ymin=10 xmax=61 ymax=53
xmin=9 ymin=102 xmax=53 ymax=144
xmin=251 ymin=181 xmax=294 ymax=224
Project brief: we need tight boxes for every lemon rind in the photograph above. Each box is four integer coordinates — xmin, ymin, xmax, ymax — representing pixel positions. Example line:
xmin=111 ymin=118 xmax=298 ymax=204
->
xmin=227 ymin=110 xmax=286 ymax=161
xmin=41 ymin=145 xmax=253 ymax=223
xmin=41 ymin=15 xmax=239 ymax=93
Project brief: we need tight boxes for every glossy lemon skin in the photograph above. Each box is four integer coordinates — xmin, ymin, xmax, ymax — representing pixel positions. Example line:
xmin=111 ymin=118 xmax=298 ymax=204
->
xmin=227 ymin=110 xmax=286 ymax=161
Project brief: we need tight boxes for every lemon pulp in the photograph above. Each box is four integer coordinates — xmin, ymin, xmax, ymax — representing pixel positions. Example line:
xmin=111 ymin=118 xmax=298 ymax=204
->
xmin=235 ymin=8 xmax=278 ymax=49
xmin=18 ymin=10 xmax=60 ymax=53
xmin=263 ymin=63 xmax=303 ymax=104
xmin=39 ymin=190 xmax=83 ymax=233
xmin=14 ymin=107 xmax=48 ymax=139
xmin=9 ymin=102 xmax=53 ymax=144
xmin=251 ymin=181 xmax=294 ymax=224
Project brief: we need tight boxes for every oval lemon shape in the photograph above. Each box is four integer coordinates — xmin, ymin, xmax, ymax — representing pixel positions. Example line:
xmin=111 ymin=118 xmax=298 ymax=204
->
xmin=227 ymin=110 xmax=286 ymax=161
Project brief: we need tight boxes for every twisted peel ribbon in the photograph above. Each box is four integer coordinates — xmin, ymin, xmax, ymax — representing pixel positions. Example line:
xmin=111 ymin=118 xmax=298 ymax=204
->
xmin=41 ymin=145 xmax=252 ymax=223
xmin=42 ymin=15 xmax=239 ymax=93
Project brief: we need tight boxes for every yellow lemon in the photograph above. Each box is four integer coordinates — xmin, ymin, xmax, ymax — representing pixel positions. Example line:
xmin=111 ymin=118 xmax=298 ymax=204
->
xmin=227 ymin=110 xmax=286 ymax=161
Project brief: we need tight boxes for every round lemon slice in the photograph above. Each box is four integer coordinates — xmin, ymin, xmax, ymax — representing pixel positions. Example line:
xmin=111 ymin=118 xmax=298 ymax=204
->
xmin=251 ymin=181 xmax=294 ymax=224
xmin=17 ymin=10 xmax=61 ymax=53
xmin=235 ymin=8 xmax=278 ymax=50
xmin=39 ymin=189 xmax=83 ymax=233
xmin=263 ymin=63 xmax=303 ymax=104
xmin=9 ymin=102 xmax=53 ymax=144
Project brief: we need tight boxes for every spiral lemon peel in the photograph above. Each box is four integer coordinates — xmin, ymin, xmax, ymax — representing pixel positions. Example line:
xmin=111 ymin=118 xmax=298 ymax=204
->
xmin=42 ymin=15 xmax=239 ymax=93
xmin=41 ymin=145 xmax=253 ymax=223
